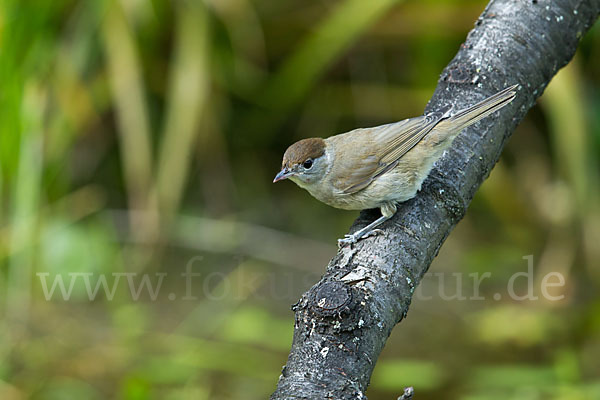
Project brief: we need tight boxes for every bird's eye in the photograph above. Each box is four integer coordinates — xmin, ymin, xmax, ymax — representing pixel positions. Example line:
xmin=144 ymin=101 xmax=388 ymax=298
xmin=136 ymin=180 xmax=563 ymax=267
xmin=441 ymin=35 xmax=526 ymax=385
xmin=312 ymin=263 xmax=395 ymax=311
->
xmin=303 ymin=159 xmax=313 ymax=169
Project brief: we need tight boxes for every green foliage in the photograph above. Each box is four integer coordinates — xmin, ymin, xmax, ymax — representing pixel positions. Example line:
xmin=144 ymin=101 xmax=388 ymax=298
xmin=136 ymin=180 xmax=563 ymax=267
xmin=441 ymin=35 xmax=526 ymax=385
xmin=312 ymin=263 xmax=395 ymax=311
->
xmin=371 ymin=359 xmax=445 ymax=391
xmin=0 ymin=0 xmax=598 ymax=399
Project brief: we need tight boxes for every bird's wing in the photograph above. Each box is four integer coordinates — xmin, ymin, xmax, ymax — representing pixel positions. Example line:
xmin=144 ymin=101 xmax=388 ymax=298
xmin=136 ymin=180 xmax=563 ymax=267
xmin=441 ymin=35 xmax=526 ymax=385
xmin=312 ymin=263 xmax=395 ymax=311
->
xmin=338 ymin=107 xmax=451 ymax=194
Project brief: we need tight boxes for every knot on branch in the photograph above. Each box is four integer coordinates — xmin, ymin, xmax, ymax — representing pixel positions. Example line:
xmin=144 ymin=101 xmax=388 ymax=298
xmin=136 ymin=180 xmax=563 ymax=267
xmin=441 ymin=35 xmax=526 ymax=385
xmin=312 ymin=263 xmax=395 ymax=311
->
xmin=312 ymin=281 xmax=352 ymax=316
xmin=291 ymin=278 xmax=376 ymax=338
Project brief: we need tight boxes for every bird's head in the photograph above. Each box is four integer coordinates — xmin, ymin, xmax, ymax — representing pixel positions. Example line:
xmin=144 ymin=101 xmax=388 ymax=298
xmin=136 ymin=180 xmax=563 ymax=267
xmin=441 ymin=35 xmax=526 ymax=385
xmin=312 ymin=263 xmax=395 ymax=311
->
xmin=273 ymin=138 xmax=328 ymax=188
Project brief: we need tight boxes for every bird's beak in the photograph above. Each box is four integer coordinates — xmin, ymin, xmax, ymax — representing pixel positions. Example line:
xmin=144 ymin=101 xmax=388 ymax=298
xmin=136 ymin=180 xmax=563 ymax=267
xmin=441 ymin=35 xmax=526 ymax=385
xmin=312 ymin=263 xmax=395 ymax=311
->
xmin=273 ymin=167 xmax=293 ymax=183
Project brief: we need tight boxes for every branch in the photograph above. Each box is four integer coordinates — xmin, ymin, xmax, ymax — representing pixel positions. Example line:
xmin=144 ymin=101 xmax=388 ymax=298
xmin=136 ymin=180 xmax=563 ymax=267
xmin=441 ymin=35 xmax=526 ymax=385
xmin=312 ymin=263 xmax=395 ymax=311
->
xmin=271 ymin=1 xmax=599 ymax=399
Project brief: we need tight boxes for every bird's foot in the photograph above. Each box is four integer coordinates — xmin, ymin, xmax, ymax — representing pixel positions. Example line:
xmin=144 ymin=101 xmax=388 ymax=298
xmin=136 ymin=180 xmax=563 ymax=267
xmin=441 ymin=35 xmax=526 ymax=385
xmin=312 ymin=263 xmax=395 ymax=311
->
xmin=337 ymin=234 xmax=358 ymax=248
xmin=337 ymin=229 xmax=384 ymax=248
xmin=363 ymin=228 xmax=384 ymax=239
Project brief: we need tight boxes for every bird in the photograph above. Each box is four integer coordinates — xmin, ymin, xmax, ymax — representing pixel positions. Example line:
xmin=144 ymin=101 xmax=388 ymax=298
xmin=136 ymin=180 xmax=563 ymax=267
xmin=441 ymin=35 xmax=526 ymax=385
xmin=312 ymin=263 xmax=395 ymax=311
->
xmin=273 ymin=85 xmax=518 ymax=247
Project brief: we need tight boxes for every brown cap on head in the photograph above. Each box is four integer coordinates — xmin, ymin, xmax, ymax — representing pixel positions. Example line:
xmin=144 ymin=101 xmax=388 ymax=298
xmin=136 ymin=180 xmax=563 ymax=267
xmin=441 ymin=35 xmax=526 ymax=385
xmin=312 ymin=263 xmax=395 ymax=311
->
xmin=282 ymin=138 xmax=326 ymax=169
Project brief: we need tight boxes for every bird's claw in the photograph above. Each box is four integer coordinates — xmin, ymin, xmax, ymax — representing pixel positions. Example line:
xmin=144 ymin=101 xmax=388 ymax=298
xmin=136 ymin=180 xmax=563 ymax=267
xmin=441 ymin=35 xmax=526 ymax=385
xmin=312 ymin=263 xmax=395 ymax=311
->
xmin=337 ymin=234 xmax=358 ymax=248
xmin=337 ymin=229 xmax=384 ymax=248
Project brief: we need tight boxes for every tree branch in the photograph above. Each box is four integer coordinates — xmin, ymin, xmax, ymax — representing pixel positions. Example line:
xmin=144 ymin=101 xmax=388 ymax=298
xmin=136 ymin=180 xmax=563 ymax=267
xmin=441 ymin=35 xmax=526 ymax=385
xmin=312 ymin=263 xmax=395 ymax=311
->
xmin=271 ymin=1 xmax=599 ymax=399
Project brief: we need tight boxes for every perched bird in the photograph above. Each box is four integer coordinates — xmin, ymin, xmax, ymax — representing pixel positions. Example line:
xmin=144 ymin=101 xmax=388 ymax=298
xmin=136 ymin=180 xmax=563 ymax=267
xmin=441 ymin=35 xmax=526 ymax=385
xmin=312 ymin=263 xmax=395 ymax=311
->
xmin=274 ymin=85 xmax=518 ymax=246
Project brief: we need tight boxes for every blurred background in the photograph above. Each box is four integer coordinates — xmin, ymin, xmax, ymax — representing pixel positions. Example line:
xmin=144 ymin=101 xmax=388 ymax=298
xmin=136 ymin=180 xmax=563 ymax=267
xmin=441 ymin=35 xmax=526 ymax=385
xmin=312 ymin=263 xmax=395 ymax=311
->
xmin=0 ymin=0 xmax=599 ymax=399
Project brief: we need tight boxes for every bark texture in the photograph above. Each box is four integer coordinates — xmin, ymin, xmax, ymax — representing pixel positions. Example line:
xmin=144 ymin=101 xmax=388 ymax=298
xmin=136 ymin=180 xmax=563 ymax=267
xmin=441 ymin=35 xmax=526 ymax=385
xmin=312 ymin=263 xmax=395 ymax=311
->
xmin=271 ymin=0 xmax=600 ymax=398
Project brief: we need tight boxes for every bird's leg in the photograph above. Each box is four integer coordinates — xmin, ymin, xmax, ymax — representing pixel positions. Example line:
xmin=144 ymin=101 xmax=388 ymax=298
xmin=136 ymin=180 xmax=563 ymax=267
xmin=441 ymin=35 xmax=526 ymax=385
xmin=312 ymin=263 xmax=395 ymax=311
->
xmin=337 ymin=215 xmax=390 ymax=247
xmin=338 ymin=202 xmax=396 ymax=247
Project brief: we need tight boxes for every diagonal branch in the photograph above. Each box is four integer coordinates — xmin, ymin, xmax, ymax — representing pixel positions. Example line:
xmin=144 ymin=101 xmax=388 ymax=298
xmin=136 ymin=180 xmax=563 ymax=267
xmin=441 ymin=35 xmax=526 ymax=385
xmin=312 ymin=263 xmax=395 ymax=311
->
xmin=271 ymin=0 xmax=599 ymax=399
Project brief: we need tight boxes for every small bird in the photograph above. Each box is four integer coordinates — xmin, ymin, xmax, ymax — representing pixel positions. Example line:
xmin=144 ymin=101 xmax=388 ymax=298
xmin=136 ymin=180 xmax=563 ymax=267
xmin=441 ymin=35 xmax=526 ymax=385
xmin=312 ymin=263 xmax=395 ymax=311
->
xmin=274 ymin=85 xmax=518 ymax=246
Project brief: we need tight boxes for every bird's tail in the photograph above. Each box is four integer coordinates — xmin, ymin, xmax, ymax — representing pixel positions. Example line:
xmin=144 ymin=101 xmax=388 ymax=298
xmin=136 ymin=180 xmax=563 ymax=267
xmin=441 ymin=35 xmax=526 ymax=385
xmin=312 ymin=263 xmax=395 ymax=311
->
xmin=438 ymin=84 xmax=518 ymax=132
